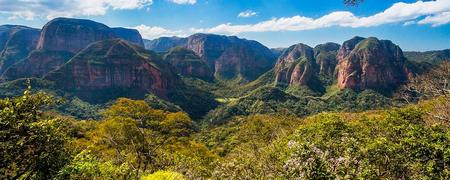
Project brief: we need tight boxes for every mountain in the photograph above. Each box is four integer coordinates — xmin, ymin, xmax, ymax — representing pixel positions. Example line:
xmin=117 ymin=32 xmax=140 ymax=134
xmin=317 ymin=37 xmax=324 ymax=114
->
xmin=2 ymin=50 xmax=74 ymax=81
xmin=186 ymin=33 xmax=276 ymax=81
xmin=270 ymin=47 xmax=286 ymax=58
xmin=144 ymin=37 xmax=187 ymax=52
xmin=146 ymin=34 xmax=277 ymax=82
xmin=0 ymin=25 xmax=40 ymax=74
xmin=404 ymin=49 xmax=450 ymax=64
xmin=44 ymin=39 xmax=181 ymax=103
xmin=336 ymin=37 xmax=408 ymax=92
xmin=2 ymin=18 xmax=126 ymax=81
xmin=274 ymin=43 xmax=318 ymax=89
xmin=112 ymin=27 xmax=144 ymax=47
xmin=36 ymin=17 xmax=117 ymax=53
xmin=314 ymin=43 xmax=340 ymax=78
xmin=163 ymin=47 xmax=213 ymax=80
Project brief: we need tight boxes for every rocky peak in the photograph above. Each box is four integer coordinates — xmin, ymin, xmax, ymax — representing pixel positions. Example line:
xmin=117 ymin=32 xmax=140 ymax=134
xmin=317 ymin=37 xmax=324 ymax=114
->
xmin=163 ymin=47 xmax=213 ymax=80
xmin=112 ymin=27 xmax=144 ymax=47
xmin=0 ymin=25 xmax=40 ymax=74
xmin=36 ymin=17 xmax=117 ymax=53
xmin=337 ymin=36 xmax=365 ymax=59
xmin=336 ymin=37 xmax=408 ymax=92
xmin=44 ymin=39 xmax=181 ymax=103
xmin=274 ymin=43 xmax=317 ymax=87
xmin=186 ymin=33 xmax=276 ymax=81
xmin=313 ymin=42 xmax=340 ymax=78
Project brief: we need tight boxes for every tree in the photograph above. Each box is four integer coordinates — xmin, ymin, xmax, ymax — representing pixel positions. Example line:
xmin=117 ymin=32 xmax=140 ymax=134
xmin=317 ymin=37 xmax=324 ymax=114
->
xmin=88 ymin=98 xmax=196 ymax=179
xmin=344 ymin=0 xmax=364 ymax=6
xmin=402 ymin=61 xmax=450 ymax=123
xmin=0 ymin=86 xmax=69 ymax=179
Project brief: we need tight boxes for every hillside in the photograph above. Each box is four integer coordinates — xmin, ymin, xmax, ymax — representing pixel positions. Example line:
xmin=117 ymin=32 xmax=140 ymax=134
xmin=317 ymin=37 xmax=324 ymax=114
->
xmin=405 ymin=49 xmax=450 ymax=64
xmin=0 ymin=15 xmax=449 ymax=180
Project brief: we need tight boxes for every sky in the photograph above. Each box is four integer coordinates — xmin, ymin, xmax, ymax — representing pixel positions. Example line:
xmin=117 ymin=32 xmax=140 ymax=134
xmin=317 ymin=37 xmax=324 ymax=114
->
xmin=0 ymin=0 xmax=449 ymax=51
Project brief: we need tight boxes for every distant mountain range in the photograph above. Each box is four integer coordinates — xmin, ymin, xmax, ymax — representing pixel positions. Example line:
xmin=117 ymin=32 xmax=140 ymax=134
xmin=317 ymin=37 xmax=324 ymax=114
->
xmin=0 ymin=17 xmax=448 ymax=120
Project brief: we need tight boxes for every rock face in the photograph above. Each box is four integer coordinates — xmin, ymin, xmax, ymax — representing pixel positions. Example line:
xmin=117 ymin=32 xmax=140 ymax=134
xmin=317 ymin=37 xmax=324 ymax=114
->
xmin=337 ymin=36 xmax=366 ymax=60
xmin=44 ymin=39 xmax=181 ymax=103
xmin=145 ymin=34 xmax=276 ymax=81
xmin=163 ymin=47 xmax=213 ymax=80
xmin=3 ymin=50 xmax=74 ymax=81
xmin=0 ymin=25 xmax=40 ymax=74
xmin=314 ymin=42 xmax=340 ymax=77
xmin=274 ymin=43 xmax=317 ymax=87
xmin=36 ymin=17 xmax=117 ymax=53
xmin=3 ymin=18 xmax=120 ymax=80
xmin=186 ymin=33 xmax=276 ymax=81
xmin=112 ymin=27 xmax=144 ymax=47
xmin=336 ymin=37 xmax=408 ymax=91
xmin=144 ymin=37 xmax=187 ymax=52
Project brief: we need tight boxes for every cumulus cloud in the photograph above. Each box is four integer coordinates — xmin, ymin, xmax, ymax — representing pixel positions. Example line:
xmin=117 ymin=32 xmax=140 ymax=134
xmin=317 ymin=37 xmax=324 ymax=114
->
xmin=168 ymin=0 xmax=196 ymax=5
xmin=238 ymin=10 xmax=257 ymax=18
xmin=133 ymin=24 xmax=187 ymax=39
xmin=194 ymin=0 xmax=450 ymax=34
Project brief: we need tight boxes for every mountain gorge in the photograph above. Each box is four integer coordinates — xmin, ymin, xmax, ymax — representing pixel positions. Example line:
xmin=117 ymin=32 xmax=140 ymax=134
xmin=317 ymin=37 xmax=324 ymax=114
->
xmin=1 ymin=16 xmax=449 ymax=180
xmin=0 ymin=17 xmax=440 ymax=121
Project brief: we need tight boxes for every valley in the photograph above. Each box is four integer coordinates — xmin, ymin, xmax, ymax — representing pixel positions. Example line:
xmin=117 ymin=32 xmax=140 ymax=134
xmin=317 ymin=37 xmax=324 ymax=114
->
xmin=1 ymin=16 xmax=449 ymax=179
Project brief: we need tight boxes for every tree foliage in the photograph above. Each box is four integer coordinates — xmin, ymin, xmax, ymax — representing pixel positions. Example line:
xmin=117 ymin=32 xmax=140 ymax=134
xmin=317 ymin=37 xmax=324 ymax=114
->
xmin=0 ymin=88 xmax=69 ymax=179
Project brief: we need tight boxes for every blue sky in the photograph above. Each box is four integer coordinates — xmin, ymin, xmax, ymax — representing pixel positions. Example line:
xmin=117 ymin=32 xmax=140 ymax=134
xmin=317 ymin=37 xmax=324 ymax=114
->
xmin=0 ymin=0 xmax=449 ymax=51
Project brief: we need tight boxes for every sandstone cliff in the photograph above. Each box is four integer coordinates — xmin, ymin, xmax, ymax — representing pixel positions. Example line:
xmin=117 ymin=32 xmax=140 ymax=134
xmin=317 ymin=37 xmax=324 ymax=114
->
xmin=36 ymin=18 xmax=117 ymax=53
xmin=336 ymin=37 xmax=408 ymax=92
xmin=274 ymin=43 xmax=317 ymax=87
xmin=163 ymin=47 xmax=213 ymax=80
xmin=186 ymin=33 xmax=276 ymax=81
xmin=0 ymin=25 xmax=40 ymax=74
xmin=112 ymin=27 xmax=144 ymax=47
xmin=44 ymin=39 xmax=181 ymax=103
xmin=3 ymin=18 xmax=119 ymax=80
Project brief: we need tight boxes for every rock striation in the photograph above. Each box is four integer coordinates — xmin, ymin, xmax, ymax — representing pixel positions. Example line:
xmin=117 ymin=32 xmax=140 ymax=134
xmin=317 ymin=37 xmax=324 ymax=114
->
xmin=112 ymin=27 xmax=144 ymax=47
xmin=186 ymin=33 xmax=276 ymax=81
xmin=44 ymin=39 xmax=181 ymax=103
xmin=163 ymin=47 xmax=213 ymax=80
xmin=0 ymin=25 xmax=40 ymax=74
xmin=336 ymin=37 xmax=408 ymax=92
xmin=274 ymin=43 xmax=317 ymax=87
xmin=36 ymin=17 xmax=117 ymax=53
xmin=314 ymin=42 xmax=340 ymax=77
xmin=2 ymin=18 xmax=136 ymax=80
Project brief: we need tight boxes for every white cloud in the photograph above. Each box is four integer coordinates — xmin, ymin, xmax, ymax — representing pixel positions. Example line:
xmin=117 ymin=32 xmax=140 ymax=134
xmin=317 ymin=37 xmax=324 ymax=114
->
xmin=194 ymin=0 xmax=450 ymax=34
xmin=0 ymin=0 xmax=153 ymax=20
xmin=133 ymin=24 xmax=187 ymax=39
xmin=418 ymin=11 xmax=450 ymax=26
xmin=238 ymin=10 xmax=257 ymax=18
xmin=168 ymin=0 xmax=196 ymax=5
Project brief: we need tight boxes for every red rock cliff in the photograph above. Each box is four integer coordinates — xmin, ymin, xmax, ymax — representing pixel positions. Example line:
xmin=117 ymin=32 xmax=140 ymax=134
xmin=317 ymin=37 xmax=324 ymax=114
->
xmin=336 ymin=37 xmax=408 ymax=91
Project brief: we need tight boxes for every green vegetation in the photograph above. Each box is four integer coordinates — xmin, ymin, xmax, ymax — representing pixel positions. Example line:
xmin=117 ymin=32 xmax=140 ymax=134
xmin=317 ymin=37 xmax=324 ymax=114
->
xmin=208 ymin=96 xmax=450 ymax=179
xmin=205 ymin=85 xmax=391 ymax=124
xmin=1 ymin=43 xmax=449 ymax=179
xmin=405 ymin=49 xmax=450 ymax=64
xmin=1 ymin=77 xmax=449 ymax=179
